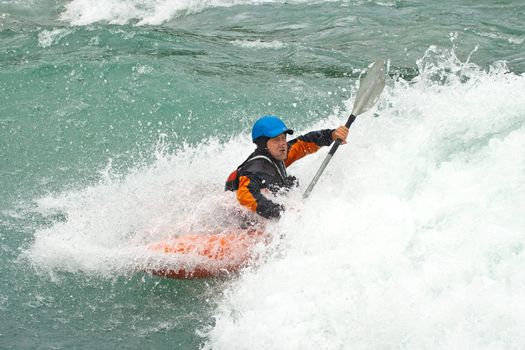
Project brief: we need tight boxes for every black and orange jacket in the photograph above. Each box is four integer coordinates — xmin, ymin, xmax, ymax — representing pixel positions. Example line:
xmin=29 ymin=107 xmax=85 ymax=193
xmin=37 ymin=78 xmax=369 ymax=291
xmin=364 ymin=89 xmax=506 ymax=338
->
xmin=225 ymin=129 xmax=334 ymax=219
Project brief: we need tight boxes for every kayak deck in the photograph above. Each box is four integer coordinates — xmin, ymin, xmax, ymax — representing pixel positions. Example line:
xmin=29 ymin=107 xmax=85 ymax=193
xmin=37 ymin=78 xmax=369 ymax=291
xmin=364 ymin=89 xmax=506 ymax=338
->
xmin=147 ymin=229 xmax=267 ymax=279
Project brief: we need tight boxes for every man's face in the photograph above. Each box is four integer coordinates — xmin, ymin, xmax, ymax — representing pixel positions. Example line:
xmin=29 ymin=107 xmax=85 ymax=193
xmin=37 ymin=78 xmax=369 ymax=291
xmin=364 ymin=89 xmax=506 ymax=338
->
xmin=266 ymin=133 xmax=288 ymax=160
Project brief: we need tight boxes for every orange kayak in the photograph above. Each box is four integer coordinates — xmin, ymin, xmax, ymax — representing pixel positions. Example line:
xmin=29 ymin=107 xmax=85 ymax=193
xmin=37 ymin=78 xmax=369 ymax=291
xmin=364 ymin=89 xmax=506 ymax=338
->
xmin=147 ymin=229 xmax=267 ymax=279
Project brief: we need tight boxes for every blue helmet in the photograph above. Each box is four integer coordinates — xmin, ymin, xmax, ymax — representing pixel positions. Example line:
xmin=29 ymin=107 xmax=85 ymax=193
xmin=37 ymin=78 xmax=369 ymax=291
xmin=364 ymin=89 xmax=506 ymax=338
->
xmin=251 ymin=115 xmax=294 ymax=142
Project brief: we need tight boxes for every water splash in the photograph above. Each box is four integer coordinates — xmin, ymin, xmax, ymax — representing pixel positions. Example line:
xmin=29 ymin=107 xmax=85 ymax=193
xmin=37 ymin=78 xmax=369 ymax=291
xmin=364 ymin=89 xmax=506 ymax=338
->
xmin=20 ymin=45 xmax=525 ymax=348
xmin=23 ymin=135 xmax=264 ymax=277
xmin=203 ymin=49 xmax=525 ymax=349
xmin=59 ymin=0 xmax=287 ymax=25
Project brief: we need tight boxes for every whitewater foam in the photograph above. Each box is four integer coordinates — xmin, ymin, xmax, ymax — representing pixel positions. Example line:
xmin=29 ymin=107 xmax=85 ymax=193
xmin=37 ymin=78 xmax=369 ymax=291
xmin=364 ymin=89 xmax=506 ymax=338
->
xmin=59 ymin=0 xmax=339 ymax=25
xmin=59 ymin=0 xmax=274 ymax=25
xmin=203 ymin=50 xmax=525 ymax=349
xmin=24 ymin=136 xmax=265 ymax=276
xmin=232 ymin=39 xmax=287 ymax=50
xmin=37 ymin=28 xmax=72 ymax=48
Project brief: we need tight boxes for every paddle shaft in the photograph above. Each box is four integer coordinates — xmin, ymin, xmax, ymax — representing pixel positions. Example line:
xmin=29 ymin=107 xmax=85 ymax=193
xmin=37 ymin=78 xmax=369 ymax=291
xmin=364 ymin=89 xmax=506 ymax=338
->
xmin=302 ymin=114 xmax=356 ymax=199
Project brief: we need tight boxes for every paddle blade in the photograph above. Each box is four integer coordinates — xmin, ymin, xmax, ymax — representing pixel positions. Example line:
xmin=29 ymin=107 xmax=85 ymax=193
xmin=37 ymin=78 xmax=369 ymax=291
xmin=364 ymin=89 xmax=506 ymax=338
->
xmin=351 ymin=60 xmax=386 ymax=116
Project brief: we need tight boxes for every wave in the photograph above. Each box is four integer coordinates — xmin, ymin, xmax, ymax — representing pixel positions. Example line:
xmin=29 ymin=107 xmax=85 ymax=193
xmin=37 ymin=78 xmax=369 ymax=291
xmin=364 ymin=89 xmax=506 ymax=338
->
xmin=58 ymin=0 xmax=401 ymax=25
xmin=60 ymin=0 xmax=293 ymax=25
xmin=22 ymin=135 xmax=260 ymax=277
xmin=21 ymin=47 xmax=525 ymax=347
xmin=203 ymin=49 xmax=525 ymax=349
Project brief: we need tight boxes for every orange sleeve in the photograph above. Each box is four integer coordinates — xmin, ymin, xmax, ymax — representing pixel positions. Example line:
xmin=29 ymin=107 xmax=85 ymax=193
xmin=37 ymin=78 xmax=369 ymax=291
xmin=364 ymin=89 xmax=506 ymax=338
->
xmin=284 ymin=140 xmax=321 ymax=167
xmin=236 ymin=176 xmax=257 ymax=212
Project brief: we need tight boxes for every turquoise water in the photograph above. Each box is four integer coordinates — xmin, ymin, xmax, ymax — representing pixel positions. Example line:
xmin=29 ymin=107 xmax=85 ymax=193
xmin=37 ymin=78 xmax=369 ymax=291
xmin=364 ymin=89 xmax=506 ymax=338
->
xmin=1 ymin=0 xmax=525 ymax=349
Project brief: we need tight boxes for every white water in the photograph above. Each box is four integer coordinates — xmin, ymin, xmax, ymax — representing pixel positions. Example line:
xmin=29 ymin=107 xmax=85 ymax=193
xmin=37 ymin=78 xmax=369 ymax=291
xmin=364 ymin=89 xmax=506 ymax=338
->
xmin=25 ymin=49 xmax=525 ymax=348
xmin=203 ymin=51 xmax=525 ymax=349
xmin=25 ymin=135 xmax=268 ymax=276
xmin=59 ymin=0 xmax=326 ymax=25
xmin=58 ymin=0 xmax=401 ymax=25
xmin=232 ymin=39 xmax=288 ymax=50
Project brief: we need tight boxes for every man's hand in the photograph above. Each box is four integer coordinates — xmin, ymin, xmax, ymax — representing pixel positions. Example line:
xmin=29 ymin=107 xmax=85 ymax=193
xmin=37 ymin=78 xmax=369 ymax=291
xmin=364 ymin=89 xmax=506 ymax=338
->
xmin=331 ymin=125 xmax=349 ymax=144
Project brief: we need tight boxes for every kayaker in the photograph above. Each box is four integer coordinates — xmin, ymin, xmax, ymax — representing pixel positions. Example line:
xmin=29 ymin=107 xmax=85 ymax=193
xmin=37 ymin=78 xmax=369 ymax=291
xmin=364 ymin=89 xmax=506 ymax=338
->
xmin=225 ymin=115 xmax=349 ymax=219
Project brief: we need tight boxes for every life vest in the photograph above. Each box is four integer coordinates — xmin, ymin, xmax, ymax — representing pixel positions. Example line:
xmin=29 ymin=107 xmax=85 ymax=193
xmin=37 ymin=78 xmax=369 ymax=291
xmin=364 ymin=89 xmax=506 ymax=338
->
xmin=225 ymin=155 xmax=287 ymax=191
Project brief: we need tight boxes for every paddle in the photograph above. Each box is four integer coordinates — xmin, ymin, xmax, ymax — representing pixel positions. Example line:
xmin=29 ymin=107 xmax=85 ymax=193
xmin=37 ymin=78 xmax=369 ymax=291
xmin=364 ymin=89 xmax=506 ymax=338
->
xmin=303 ymin=60 xmax=386 ymax=199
